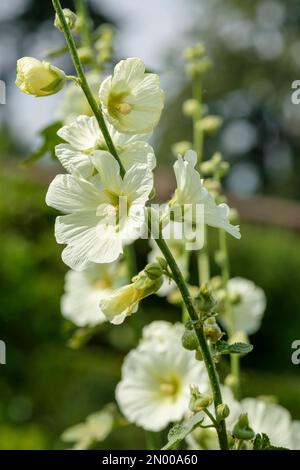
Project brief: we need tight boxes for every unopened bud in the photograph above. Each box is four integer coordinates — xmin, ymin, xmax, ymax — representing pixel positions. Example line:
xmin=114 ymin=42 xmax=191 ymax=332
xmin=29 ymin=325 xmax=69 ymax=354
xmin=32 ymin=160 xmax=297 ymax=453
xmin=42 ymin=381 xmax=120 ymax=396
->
xmin=224 ymin=374 xmax=238 ymax=389
xmin=78 ymin=47 xmax=93 ymax=64
xmin=186 ymin=58 xmax=212 ymax=77
xmin=183 ymin=43 xmax=206 ymax=61
xmin=197 ymin=116 xmax=223 ymax=134
xmin=182 ymin=327 xmax=199 ymax=351
xmin=195 ymin=349 xmax=204 ymax=361
xmin=172 ymin=140 xmax=192 ymax=156
xmin=54 ymin=9 xmax=77 ymax=32
xmin=16 ymin=57 xmax=66 ymax=97
xmin=204 ymin=317 xmax=223 ymax=343
xmin=144 ymin=263 xmax=163 ymax=280
xmin=195 ymin=284 xmax=217 ymax=312
xmin=189 ymin=386 xmax=212 ymax=412
xmin=156 ymin=257 xmax=168 ymax=271
xmin=233 ymin=413 xmax=255 ymax=441
xmin=216 ymin=403 xmax=230 ymax=422
xmin=182 ymin=99 xmax=200 ymax=117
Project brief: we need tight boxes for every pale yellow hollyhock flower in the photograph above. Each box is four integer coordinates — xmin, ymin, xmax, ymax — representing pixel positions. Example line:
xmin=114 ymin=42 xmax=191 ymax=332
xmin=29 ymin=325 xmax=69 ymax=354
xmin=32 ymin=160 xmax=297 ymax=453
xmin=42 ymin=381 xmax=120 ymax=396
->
xmin=99 ymin=57 xmax=164 ymax=134
xmin=16 ymin=57 xmax=66 ymax=97
xmin=100 ymin=267 xmax=163 ymax=325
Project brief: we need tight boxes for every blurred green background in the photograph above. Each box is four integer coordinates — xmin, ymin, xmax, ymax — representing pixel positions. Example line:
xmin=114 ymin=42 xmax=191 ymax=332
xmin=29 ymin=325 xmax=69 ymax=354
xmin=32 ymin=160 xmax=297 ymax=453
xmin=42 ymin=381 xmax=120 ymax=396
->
xmin=0 ymin=0 xmax=300 ymax=449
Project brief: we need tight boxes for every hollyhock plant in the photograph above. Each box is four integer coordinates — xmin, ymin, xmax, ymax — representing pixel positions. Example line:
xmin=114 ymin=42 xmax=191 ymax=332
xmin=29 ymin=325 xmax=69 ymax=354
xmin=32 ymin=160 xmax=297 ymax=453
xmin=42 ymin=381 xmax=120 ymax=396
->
xmin=15 ymin=1 xmax=299 ymax=452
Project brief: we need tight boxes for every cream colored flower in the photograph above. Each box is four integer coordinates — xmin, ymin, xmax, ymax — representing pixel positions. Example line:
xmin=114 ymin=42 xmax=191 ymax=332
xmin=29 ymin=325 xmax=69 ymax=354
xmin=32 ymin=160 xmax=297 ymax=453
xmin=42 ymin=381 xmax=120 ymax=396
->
xmin=170 ymin=150 xmax=240 ymax=239
xmin=100 ymin=269 xmax=163 ymax=325
xmin=46 ymin=153 xmax=153 ymax=270
xmin=16 ymin=57 xmax=66 ymax=97
xmin=116 ymin=321 xmax=209 ymax=431
xmin=221 ymin=277 xmax=267 ymax=335
xmin=99 ymin=58 xmax=164 ymax=134
xmin=61 ymin=262 xmax=127 ymax=327
xmin=56 ymin=115 xmax=155 ymax=179
xmin=241 ymin=398 xmax=294 ymax=449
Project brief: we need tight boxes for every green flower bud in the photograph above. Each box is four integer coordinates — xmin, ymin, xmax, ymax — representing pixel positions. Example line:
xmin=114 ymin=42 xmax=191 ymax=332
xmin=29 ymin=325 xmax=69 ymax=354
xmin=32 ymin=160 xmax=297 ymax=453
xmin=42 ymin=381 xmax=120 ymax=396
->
xmin=216 ymin=403 xmax=230 ymax=422
xmin=186 ymin=58 xmax=212 ymax=77
xmin=54 ymin=8 xmax=77 ymax=32
xmin=224 ymin=374 xmax=238 ymax=389
xmin=195 ymin=284 xmax=217 ymax=312
xmin=200 ymin=160 xmax=215 ymax=176
xmin=182 ymin=327 xmax=199 ymax=351
xmin=144 ymin=263 xmax=163 ymax=281
xmin=204 ymin=317 xmax=223 ymax=343
xmin=195 ymin=349 xmax=204 ymax=361
xmin=183 ymin=43 xmax=206 ymax=61
xmin=172 ymin=140 xmax=192 ymax=156
xmin=156 ymin=257 xmax=169 ymax=271
xmin=233 ymin=413 xmax=255 ymax=441
xmin=219 ymin=161 xmax=230 ymax=177
xmin=189 ymin=386 xmax=212 ymax=412
xmin=16 ymin=57 xmax=66 ymax=97
xmin=197 ymin=116 xmax=223 ymax=134
xmin=214 ymin=250 xmax=226 ymax=267
xmin=182 ymin=99 xmax=201 ymax=117
xmin=77 ymin=47 xmax=93 ymax=64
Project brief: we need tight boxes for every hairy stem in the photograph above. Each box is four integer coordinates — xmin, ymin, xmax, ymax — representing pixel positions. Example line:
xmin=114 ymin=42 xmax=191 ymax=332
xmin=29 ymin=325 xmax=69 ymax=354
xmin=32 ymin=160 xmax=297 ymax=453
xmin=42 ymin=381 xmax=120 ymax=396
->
xmin=52 ymin=0 xmax=125 ymax=176
xmin=153 ymin=229 xmax=228 ymax=450
xmin=219 ymin=228 xmax=241 ymax=400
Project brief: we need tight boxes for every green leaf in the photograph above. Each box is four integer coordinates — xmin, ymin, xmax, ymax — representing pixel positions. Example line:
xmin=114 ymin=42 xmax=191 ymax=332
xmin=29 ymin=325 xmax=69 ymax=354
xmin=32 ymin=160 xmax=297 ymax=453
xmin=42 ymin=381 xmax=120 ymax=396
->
xmin=22 ymin=121 xmax=63 ymax=165
xmin=162 ymin=412 xmax=204 ymax=450
xmin=214 ymin=340 xmax=253 ymax=356
xmin=253 ymin=433 xmax=290 ymax=450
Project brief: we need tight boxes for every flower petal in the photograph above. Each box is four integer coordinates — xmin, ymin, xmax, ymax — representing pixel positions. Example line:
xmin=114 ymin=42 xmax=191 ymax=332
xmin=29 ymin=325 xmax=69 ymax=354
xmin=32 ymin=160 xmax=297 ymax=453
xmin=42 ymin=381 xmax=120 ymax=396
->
xmin=46 ymin=174 xmax=100 ymax=213
xmin=58 ymin=115 xmax=100 ymax=150
xmin=55 ymin=144 xmax=94 ymax=178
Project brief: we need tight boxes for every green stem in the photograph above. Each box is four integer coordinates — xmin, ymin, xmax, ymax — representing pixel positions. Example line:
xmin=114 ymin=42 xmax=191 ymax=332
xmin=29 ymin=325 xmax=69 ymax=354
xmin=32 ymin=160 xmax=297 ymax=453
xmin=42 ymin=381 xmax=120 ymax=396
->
xmin=52 ymin=0 xmax=125 ymax=177
xmin=153 ymin=227 xmax=228 ymax=450
xmin=192 ymin=78 xmax=203 ymax=164
xmin=198 ymin=226 xmax=210 ymax=284
xmin=124 ymin=244 xmax=143 ymax=337
xmin=191 ymin=78 xmax=210 ymax=284
xmin=75 ymin=0 xmax=99 ymax=70
xmin=219 ymin=228 xmax=241 ymax=400
xmin=75 ymin=0 xmax=93 ymax=49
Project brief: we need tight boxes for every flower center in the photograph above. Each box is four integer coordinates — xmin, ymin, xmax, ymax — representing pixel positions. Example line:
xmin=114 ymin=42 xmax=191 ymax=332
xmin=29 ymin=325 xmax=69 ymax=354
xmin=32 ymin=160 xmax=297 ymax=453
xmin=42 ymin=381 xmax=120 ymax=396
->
xmin=107 ymin=90 xmax=132 ymax=117
xmin=115 ymin=102 xmax=132 ymax=115
xmin=159 ymin=375 xmax=181 ymax=398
